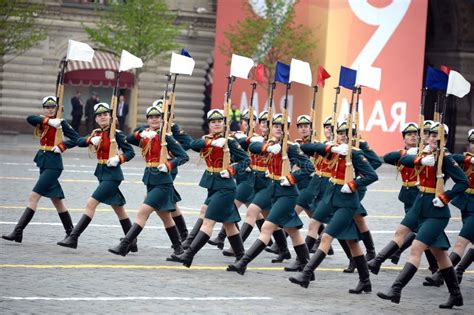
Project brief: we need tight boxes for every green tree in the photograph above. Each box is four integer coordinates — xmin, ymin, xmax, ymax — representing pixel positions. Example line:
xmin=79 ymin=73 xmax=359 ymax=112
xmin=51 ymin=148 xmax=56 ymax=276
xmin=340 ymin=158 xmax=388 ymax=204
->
xmin=0 ymin=0 xmax=46 ymax=62
xmin=221 ymin=0 xmax=316 ymax=92
xmin=84 ymin=0 xmax=180 ymax=78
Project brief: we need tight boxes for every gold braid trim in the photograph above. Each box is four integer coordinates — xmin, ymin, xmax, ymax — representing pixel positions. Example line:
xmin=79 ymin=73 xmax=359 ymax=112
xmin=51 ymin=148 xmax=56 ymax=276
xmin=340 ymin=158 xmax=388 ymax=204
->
xmin=34 ymin=125 xmax=49 ymax=139
xmin=141 ymin=138 xmax=152 ymax=158
xmin=466 ymin=165 xmax=473 ymax=177
xmin=326 ymin=155 xmax=338 ymax=170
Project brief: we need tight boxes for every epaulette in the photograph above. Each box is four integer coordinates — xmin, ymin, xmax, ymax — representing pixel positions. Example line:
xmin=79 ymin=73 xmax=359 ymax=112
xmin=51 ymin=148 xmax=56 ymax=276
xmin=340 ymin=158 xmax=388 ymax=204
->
xmin=352 ymin=147 xmax=361 ymax=151
xmin=287 ymin=141 xmax=294 ymax=145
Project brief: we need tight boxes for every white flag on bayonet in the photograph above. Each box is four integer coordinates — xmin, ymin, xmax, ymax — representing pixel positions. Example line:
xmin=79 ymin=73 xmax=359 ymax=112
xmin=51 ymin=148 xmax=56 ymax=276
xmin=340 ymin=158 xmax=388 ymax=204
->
xmin=355 ymin=64 xmax=382 ymax=90
xmin=66 ymin=40 xmax=94 ymax=62
xmin=289 ymin=58 xmax=312 ymax=86
xmin=170 ymin=52 xmax=195 ymax=75
xmin=230 ymin=54 xmax=254 ymax=79
xmin=447 ymin=70 xmax=471 ymax=98
xmin=119 ymin=50 xmax=143 ymax=72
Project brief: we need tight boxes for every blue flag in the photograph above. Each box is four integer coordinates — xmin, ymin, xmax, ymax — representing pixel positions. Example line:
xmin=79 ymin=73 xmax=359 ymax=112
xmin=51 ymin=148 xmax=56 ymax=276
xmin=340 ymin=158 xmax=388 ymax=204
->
xmin=339 ymin=66 xmax=357 ymax=89
xmin=275 ymin=61 xmax=290 ymax=84
xmin=425 ymin=67 xmax=448 ymax=90
xmin=181 ymin=48 xmax=192 ymax=58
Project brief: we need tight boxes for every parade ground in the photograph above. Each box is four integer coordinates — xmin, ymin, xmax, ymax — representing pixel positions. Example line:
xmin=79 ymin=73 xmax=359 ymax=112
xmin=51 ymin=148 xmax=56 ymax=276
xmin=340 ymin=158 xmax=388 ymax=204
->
xmin=0 ymin=134 xmax=472 ymax=314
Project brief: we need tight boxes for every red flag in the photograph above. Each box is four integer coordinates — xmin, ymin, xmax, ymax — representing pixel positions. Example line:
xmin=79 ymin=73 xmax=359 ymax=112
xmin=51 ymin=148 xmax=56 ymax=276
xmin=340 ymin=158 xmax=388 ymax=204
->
xmin=255 ymin=64 xmax=265 ymax=83
xmin=440 ymin=65 xmax=451 ymax=75
xmin=317 ymin=65 xmax=331 ymax=87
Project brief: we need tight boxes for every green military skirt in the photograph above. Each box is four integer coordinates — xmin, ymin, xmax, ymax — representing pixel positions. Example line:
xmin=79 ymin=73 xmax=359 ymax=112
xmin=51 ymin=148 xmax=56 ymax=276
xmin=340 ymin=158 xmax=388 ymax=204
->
xmin=172 ymin=186 xmax=182 ymax=203
xmin=251 ymin=186 xmax=272 ymax=211
xmin=33 ymin=168 xmax=65 ymax=199
xmin=354 ymin=187 xmax=368 ymax=216
xmin=267 ymin=195 xmax=303 ymax=229
xmin=460 ymin=213 xmax=474 ymax=243
xmin=91 ymin=180 xmax=125 ymax=206
xmin=235 ymin=181 xmax=255 ymax=204
xmin=296 ymin=187 xmax=316 ymax=211
xmin=144 ymin=183 xmax=176 ymax=211
xmin=416 ymin=217 xmax=450 ymax=249
xmin=323 ymin=205 xmax=360 ymax=241
xmin=204 ymin=188 xmax=241 ymax=223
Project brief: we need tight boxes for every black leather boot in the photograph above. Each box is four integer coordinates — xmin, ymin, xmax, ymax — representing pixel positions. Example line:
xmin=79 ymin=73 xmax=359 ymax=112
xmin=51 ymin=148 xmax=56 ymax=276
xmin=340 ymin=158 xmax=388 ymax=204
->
xmin=168 ymin=231 xmax=210 ymax=268
xmin=361 ymin=231 xmax=376 ymax=261
xmin=289 ymin=249 xmax=326 ymax=288
xmin=271 ymin=229 xmax=291 ymax=263
xmin=223 ymin=222 xmax=253 ymax=257
xmin=377 ymin=262 xmax=417 ymax=304
xmin=57 ymin=214 xmax=91 ymax=249
xmin=339 ymin=239 xmax=356 ymax=273
xmin=310 ymin=224 xmax=325 ymax=253
xmin=310 ymin=237 xmax=320 ymax=253
xmin=284 ymin=243 xmax=310 ymax=273
xmin=182 ymin=218 xmax=203 ymax=249
xmin=58 ymin=211 xmax=74 ymax=236
xmin=456 ymin=248 xmax=473 ymax=284
xmin=207 ymin=226 xmax=226 ymax=249
xmin=390 ymin=232 xmax=415 ymax=265
xmin=227 ymin=233 xmax=245 ymax=260
xmin=425 ymin=249 xmax=439 ymax=274
xmin=423 ymin=252 xmax=461 ymax=287
xmin=285 ymin=236 xmax=316 ymax=272
xmin=349 ymin=255 xmax=372 ymax=294
xmin=368 ymin=240 xmax=400 ymax=275
xmin=227 ymin=239 xmax=266 ymax=275
xmin=172 ymin=214 xmax=188 ymax=241
xmin=119 ymin=218 xmax=138 ymax=253
xmin=2 ymin=207 xmax=35 ymax=243
xmin=108 ymin=224 xmax=143 ymax=256
xmin=165 ymin=226 xmax=184 ymax=256
xmin=255 ymin=218 xmax=265 ymax=231
xmin=439 ymin=266 xmax=463 ymax=309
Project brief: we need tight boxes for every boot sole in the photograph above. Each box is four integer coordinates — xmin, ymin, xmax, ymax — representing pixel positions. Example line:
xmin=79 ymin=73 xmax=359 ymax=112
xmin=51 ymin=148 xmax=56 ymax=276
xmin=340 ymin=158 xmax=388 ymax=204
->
xmin=226 ymin=265 xmax=245 ymax=275
xmin=377 ymin=292 xmax=400 ymax=304
xmin=349 ymin=285 xmax=372 ymax=294
xmin=271 ymin=253 xmax=291 ymax=263
xmin=422 ymin=277 xmax=443 ymax=287
xmin=288 ymin=277 xmax=309 ymax=288
xmin=2 ymin=236 xmax=22 ymax=243
xmin=57 ymin=242 xmax=77 ymax=249
xmin=284 ymin=267 xmax=303 ymax=272
xmin=439 ymin=299 xmax=463 ymax=309
xmin=108 ymin=249 xmax=127 ymax=257
xmin=222 ymin=250 xmax=235 ymax=257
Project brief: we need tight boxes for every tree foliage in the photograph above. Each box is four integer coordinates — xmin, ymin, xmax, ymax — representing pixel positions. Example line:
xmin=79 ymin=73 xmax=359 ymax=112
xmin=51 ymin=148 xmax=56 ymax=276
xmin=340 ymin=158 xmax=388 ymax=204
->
xmin=0 ymin=0 xmax=46 ymax=60
xmin=84 ymin=0 xmax=180 ymax=77
xmin=221 ymin=0 xmax=316 ymax=91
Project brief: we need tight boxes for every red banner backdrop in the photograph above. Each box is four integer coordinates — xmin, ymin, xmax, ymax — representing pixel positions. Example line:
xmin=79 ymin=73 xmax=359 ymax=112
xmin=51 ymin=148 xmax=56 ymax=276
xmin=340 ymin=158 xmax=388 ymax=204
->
xmin=212 ymin=0 xmax=428 ymax=153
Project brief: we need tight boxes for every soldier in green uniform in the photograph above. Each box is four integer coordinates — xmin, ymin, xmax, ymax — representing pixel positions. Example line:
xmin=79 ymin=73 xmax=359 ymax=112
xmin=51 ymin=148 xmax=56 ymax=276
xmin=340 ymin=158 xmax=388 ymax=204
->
xmin=2 ymin=96 xmax=79 ymax=243
xmin=377 ymin=123 xmax=468 ymax=309
xmin=152 ymin=99 xmax=193 ymax=242
xmin=423 ymin=128 xmax=474 ymax=286
xmin=108 ymin=105 xmax=189 ymax=257
xmin=382 ymin=122 xmax=420 ymax=265
xmin=288 ymin=120 xmax=378 ymax=293
xmin=168 ymin=109 xmax=249 ymax=267
xmin=57 ymin=102 xmax=135 ymax=249
xmin=226 ymin=113 xmax=314 ymax=275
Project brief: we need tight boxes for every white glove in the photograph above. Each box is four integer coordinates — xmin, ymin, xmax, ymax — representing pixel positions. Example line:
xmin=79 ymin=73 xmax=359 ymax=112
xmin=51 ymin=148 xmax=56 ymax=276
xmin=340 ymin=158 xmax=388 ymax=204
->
xmin=211 ymin=138 xmax=226 ymax=148
xmin=52 ymin=146 xmax=62 ymax=154
xmin=423 ymin=145 xmax=431 ymax=153
xmin=141 ymin=130 xmax=157 ymax=139
xmin=432 ymin=197 xmax=445 ymax=208
xmin=158 ymin=164 xmax=169 ymax=173
xmin=280 ymin=176 xmax=291 ymax=186
xmin=90 ymin=136 xmax=101 ymax=146
xmin=107 ymin=155 xmax=120 ymax=167
xmin=267 ymin=143 xmax=281 ymax=154
xmin=406 ymin=147 xmax=418 ymax=155
xmin=265 ymin=170 xmax=270 ymax=177
xmin=421 ymin=155 xmax=435 ymax=166
xmin=250 ymin=136 xmax=264 ymax=143
xmin=471 ymin=157 xmax=474 ymax=165
xmin=47 ymin=118 xmax=62 ymax=128
xmin=331 ymin=143 xmax=349 ymax=156
xmin=234 ymin=132 xmax=246 ymax=140
xmin=341 ymin=184 xmax=353 ymax=194
xmin=220 ymin=169 xmax=230 ymax=178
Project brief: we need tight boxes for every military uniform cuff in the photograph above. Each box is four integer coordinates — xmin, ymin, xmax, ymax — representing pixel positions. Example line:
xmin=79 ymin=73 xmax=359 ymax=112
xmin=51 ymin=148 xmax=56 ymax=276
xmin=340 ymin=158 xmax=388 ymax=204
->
xmin=287 ymin=174 xmax=297 ymax=186
xmin=42 ymin=117 xmax=49 ymax=125
xmin=204 ymin=138 xmax=213 ymax=147
xmin=438 ymin=193 xmax=450 ymax=205
xmin=58 ymin=142 xmax=67 ymax=152
xmin=165 ymin=161 xmax=174 ymax=171
xmin=400 ymin=149 xmax=407 ymax=156
xmin=347 ymin=180 xmax=357 ymax=192
xmin=260 ymin=143 xmax=268 ymax=153
xmin=227 ymin=165 xmax=236 ymax=177
xmin=325 ymin=144 xmax=333 ymax=154
xmin=86 ymin=137 xmax=91 ymax=145
xmin=119 ymin=154 xmax=126 ymax=164
xmin=414 ymin=156 xmax=423 ymax=166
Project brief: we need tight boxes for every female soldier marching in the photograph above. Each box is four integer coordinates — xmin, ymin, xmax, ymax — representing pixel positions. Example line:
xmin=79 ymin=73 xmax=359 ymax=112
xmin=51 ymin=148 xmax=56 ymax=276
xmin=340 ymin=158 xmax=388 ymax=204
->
xmin=289 ymin=119 xmax=378 ymax=293
xmin=108 ymin=105 xmax=189 ymax=257
xmin=57 ymin=102 xmax=135 ymax=249
xmin=227 ymin=113 xmax=314 ymax=275
xmin=2 ymin=96 xmax=79 ymax=243
xmin=377 ymin=123 xmax=468 ymax=309
xmin=168 ymin=109 xmax=250 ymax=267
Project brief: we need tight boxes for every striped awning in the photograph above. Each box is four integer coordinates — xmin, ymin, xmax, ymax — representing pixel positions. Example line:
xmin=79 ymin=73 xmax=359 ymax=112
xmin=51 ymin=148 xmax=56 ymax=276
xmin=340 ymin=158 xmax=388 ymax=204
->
xmin=64 ymin=50 xmax=135 ymax=89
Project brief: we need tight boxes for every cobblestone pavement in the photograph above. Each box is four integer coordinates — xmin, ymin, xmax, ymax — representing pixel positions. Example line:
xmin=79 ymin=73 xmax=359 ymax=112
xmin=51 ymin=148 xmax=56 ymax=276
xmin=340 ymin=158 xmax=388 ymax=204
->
xmin=0 ymin=134 xmax=472 ymax=314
